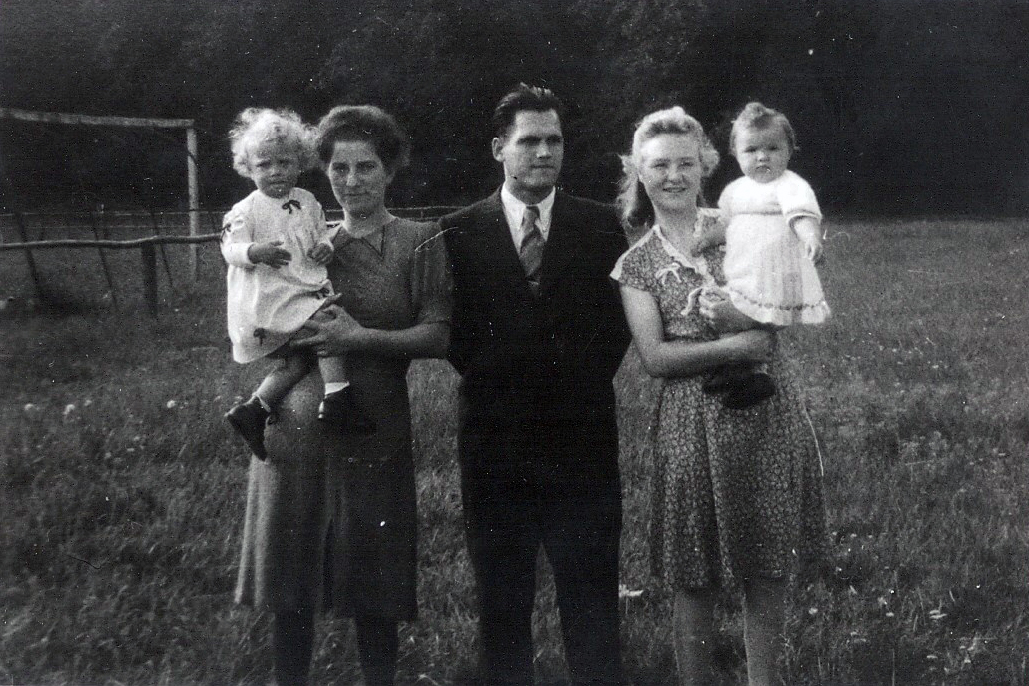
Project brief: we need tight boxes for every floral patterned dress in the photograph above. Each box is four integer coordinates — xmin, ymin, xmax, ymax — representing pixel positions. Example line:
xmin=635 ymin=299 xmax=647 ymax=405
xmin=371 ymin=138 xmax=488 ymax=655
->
xmin=611 ymin=209 xmax=827 ymax=591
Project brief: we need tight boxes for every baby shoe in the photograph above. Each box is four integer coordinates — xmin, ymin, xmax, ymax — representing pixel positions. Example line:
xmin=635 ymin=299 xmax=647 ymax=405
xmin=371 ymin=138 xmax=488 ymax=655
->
xmin=225 ymin=397 xmax=270 ymax=460
xmin=722 ymin=371 xmax=777 ymax=410
xmin=318 ymin=388 xmax=376 ymax=435
xmin=702 ymin=364 xmax=746 ymax=394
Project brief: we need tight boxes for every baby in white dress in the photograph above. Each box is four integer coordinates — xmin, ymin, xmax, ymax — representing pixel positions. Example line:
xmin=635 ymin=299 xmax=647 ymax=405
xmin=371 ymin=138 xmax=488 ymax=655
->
xmin=697 ymin=102 xmax=830 ymax=408
xmin=222 ymin=108 xmax=374 ymax=460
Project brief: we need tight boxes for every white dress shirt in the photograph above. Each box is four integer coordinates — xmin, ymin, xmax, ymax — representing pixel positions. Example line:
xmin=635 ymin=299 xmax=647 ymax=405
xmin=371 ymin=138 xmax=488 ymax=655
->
xmin=500 ymin=184 xmax=555 ymax=250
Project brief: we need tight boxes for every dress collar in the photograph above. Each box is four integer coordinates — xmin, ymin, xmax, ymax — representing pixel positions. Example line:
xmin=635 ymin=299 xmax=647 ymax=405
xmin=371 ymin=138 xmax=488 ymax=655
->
xmin=652 ymin=209 xmax=720 ymax=276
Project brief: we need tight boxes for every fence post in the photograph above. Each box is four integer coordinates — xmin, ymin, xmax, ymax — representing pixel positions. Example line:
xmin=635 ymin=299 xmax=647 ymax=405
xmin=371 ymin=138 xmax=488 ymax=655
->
xmin=141 ymin=243 xmax=158 ymax=317
xmin=187 ymin=126 xmax=199 ymax=283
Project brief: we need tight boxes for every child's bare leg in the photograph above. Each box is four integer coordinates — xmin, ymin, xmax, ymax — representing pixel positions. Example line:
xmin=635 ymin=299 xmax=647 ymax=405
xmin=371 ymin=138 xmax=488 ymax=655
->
xmin=317 ymin=354 xmax=350 ymax=396
xmin=316 ymin=354 xmax=376 ymax=434
xmin=255 ymin=353 xmax=313 ymax=409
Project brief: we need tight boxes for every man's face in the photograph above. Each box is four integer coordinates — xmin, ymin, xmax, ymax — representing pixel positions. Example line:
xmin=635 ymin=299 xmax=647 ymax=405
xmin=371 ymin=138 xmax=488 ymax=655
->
xmin=492 ymin=109 xmax=564 ymax=202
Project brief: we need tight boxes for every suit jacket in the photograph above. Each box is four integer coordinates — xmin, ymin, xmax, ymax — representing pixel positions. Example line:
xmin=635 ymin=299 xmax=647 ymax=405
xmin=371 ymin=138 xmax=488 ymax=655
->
xmin=441 ymin=189 xmax=630 ymax=439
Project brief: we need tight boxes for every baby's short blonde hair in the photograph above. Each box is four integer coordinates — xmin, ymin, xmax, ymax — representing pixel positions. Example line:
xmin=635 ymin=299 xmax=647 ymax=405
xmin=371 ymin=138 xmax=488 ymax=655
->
xmin=729 ymin=102 xmax=797 ymax=156
xmin=229 ymin=107 xmax=319 ymax=178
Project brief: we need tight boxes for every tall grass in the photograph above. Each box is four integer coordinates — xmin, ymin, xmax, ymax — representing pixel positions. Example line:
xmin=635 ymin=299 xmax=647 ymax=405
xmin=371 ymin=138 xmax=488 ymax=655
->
xmin=2 ymin=219 xmax=1028 ymax=684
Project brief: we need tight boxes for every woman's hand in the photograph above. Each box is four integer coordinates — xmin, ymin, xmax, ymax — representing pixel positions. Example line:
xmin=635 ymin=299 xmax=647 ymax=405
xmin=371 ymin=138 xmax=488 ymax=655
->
xmin=291 ymin=304 xmax=367 ymax=356
xmin=700 ymin=292 xmax=758 ymax=334
xmin=247 ymin=241 xmax=292 ymax=268
xmin=725 ymin=329 xmax=776 ymax=364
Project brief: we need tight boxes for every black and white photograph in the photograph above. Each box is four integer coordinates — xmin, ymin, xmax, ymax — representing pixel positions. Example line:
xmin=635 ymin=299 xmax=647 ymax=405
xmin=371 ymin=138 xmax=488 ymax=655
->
xmin=1 ymin=1 xmax=1027 ymax=684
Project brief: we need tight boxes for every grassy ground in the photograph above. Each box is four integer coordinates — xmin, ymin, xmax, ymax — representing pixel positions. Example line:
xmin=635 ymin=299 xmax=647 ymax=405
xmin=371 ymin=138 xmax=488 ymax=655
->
xmin=1 ymin=219 xmax=1028 ymax=684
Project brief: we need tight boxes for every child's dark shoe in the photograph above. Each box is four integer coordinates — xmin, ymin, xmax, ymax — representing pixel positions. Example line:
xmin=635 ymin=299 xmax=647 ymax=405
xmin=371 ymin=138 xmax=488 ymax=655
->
xmin=722 ymin=371 xmax=777 ymax=410
xmin=225 ymin=397 xmax=270 ymax=460
xmin=702 ymin=365 xmax=743 ymax=394
xmin=318 ymin=388 xmax=376 ymax=435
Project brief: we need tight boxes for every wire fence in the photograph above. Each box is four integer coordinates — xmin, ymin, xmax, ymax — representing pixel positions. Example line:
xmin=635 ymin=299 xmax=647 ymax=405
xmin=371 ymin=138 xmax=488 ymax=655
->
xmin=0 ymin=206 xmax=461 ymax=316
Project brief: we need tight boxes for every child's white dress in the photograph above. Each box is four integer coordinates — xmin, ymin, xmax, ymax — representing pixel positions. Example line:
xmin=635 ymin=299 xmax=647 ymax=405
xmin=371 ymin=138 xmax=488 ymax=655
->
xmin=718 ymin=169 xmax=830 ymax=326
xmin=221 ymin=188 xmax=335 ymax=363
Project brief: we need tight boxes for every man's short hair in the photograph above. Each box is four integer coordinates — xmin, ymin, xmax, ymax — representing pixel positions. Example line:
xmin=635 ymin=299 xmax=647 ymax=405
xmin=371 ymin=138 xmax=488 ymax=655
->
xmin=491 ymin=83 xmax=565 ymax=138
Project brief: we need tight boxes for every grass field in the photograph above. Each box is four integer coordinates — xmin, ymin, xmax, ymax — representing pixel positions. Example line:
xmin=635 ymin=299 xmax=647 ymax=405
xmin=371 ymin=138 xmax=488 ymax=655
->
xmin=2 ymin=218 xmax=1029 ymax=685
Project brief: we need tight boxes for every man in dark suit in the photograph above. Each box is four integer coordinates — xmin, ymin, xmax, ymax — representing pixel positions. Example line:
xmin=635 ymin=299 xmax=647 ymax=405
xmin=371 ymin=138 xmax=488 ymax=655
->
xmin=441 ymin=84 xmax=631 ymax=685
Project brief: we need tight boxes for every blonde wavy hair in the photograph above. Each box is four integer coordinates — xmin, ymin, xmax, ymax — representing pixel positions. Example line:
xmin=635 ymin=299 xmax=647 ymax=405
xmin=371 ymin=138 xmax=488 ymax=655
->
xmin=616 ymin=106 xmax=720 ymax=230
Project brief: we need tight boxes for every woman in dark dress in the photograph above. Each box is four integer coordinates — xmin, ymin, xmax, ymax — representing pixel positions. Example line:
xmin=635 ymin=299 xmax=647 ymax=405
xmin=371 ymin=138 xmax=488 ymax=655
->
xmin=234 ymin=105 xmax=451 ymax=685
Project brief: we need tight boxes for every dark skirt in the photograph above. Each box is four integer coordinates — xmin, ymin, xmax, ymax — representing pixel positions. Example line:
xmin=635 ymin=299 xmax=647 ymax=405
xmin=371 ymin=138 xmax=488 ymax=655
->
xmin=234 ymin=356 xmax=418 ymax=620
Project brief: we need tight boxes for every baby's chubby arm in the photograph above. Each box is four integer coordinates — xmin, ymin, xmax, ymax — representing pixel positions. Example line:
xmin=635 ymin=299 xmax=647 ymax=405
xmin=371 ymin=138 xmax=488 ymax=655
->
xmin=777 ymin=172 xmax=824 ymax=263
xmin=791 ymin=215 xmax=823 ymax=263
xmin=221 ymin=205 xmax=292 ymax=269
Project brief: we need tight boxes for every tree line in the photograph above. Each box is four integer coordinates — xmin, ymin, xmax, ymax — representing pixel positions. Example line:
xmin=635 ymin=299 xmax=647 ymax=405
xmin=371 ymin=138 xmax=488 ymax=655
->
xmin=1 ymin=0 xmax=1026 ymax=215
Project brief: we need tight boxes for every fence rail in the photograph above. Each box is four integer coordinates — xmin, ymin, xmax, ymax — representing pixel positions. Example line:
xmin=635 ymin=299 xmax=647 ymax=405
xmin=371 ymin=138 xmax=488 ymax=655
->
xmin=0 ymin=207 xmax=461 ymax=316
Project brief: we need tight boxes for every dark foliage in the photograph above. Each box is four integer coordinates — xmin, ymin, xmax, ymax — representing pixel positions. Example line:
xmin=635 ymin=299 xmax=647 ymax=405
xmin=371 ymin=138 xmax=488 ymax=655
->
xmin=1 ymin=0 xmax=1026 ymax=214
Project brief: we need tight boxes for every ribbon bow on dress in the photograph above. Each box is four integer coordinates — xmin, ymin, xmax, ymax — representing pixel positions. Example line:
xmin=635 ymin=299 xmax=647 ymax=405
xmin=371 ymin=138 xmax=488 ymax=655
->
xmin=282 ymin=199 xmax=302 ymax=213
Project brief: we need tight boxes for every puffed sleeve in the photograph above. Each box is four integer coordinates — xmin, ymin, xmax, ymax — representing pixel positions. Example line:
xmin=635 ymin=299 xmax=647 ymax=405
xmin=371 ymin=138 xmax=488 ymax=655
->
xmin=411 ymin=224 xmax=452 ymax=326
xmin=610 ymin=233 xmax=655 ymax=293
xmin=776 ymin=171 xmax=822 ymax=227
xmin=221 ymin=203 xmax=256 ymax=267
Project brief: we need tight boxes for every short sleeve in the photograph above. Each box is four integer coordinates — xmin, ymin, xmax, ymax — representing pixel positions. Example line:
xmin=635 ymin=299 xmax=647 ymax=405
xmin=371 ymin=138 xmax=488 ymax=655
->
xmin=611 ymin=235 xmax=655 ymax=293
xmin=777 ymin=172 xmax=822 ymax=225
xmin=411 ymin=224 xmax=452 ymax=326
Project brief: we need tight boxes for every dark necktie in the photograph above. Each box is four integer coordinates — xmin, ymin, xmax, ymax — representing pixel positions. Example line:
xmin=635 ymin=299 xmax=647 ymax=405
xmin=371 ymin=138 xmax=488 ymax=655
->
xmin=518 ymin=205 xmax=544 ymax=295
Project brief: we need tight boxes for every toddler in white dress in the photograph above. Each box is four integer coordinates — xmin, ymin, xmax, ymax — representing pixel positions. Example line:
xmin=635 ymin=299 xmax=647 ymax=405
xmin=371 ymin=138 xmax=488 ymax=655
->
xmin=700 ymin=102 xmax=830 ymax=408
xmin=222 ymin=108 xmax=374 ymax=460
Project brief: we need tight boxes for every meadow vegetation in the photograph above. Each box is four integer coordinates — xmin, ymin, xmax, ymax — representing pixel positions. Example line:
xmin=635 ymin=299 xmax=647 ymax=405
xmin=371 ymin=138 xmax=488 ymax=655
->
xmin=1 ymin=219 xmax=1028 ymax=684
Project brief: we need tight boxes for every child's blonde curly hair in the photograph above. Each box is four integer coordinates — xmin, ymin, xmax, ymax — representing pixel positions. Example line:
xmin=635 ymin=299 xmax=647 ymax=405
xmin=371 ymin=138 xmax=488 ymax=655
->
xmin=229 ymin=107 xmax=319 ymax=178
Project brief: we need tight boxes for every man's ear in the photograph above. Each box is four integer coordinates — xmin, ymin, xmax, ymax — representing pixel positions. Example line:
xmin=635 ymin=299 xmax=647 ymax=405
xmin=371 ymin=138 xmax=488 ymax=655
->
xmin=491 ymin=137 xmax=505 ymax=163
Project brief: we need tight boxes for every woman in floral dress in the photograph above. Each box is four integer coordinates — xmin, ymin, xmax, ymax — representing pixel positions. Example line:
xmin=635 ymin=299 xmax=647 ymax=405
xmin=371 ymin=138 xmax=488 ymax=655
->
xmin=611 ymin=106 xmax=827 ymax=685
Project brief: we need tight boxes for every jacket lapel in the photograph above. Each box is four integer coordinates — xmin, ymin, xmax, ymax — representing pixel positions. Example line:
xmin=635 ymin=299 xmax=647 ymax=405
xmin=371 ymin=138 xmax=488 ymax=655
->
xmin=475 ymin=190 xmax=526 ymax=279
xmin=539 ymin=191 xmax=580 ymax=296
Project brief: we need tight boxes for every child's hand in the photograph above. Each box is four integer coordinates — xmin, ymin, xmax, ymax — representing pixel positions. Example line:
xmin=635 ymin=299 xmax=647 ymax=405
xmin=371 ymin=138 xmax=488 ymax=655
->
xmin=690 ymin=220 xmax=726 ymax=256
xmin=248 ymin=241 xmax=291 ymax=268
xmin=804 ymin=236 xmax=824 ymax=264
xmin=792 ymin=216 xmax=824 ymax=264
xmin=308 ymin=242 xmax=334 ymax=265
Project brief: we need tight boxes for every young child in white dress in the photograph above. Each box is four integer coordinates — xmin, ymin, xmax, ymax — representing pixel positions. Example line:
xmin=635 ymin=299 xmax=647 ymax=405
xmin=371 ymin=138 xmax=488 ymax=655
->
xmin=222 ymin=108 xmax=374 ymax=460
xmin=701 ymin=102 xmax=830 ymax=408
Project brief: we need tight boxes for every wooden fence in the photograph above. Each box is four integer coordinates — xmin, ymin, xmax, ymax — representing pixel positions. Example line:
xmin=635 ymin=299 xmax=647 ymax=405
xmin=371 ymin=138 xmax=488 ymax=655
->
xmin=0 ymin=207 xmax=460 ymax=316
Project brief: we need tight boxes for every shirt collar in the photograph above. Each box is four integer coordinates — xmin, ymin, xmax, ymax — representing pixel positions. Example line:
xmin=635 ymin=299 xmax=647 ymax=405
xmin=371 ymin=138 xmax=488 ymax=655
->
xmin=501 ymin=185 xmax=555 ymax=243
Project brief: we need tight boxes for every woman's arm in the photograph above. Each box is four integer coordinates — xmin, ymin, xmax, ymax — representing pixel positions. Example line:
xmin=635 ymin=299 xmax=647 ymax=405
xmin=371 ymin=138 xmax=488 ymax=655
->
xmin=621 ymin=284 xmax=774 ymax=379
xmin=293 ymin=304 xmax=450 ymax=359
